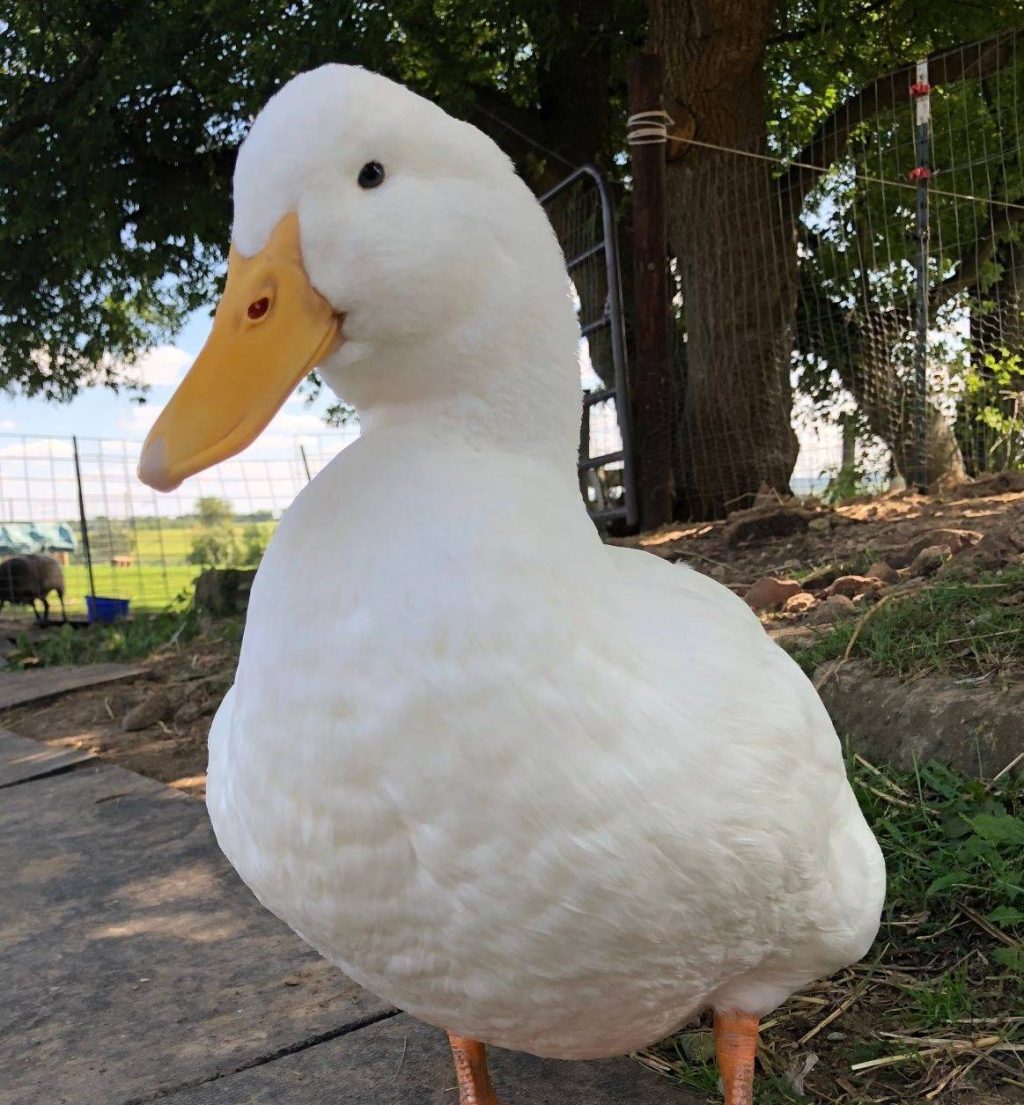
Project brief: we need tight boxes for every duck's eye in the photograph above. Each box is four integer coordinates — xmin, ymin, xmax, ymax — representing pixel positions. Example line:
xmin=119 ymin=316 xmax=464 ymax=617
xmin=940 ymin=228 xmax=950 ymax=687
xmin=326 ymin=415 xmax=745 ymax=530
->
xmin=357 ymin=161 xmax=386 ymax=189
xmin=247 ymin=297 xmax=271 ymax=321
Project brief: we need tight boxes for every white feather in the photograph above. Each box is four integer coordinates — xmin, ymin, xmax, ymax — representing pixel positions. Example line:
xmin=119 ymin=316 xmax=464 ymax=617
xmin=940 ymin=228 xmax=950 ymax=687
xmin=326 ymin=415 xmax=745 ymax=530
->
xmin=207 ymin=65 xmax=885 ymax=1061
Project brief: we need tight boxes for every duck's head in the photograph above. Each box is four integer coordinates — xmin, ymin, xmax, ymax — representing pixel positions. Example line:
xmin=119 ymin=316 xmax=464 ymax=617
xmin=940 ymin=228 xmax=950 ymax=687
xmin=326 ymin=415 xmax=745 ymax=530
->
xmin=139 ymin=65 xmax=580 ymax=492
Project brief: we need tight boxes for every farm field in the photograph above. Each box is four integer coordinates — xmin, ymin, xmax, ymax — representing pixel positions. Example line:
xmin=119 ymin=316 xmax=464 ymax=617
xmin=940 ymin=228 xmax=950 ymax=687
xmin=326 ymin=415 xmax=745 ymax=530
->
xmin=4 ymin=517 xmax=277 ymax=618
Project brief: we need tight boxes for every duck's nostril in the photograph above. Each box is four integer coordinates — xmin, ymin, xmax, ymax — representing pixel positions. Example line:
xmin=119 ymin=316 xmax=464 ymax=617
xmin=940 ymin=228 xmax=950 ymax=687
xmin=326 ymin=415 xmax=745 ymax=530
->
xmin=247 ymin=297 xmax=271 ymax=320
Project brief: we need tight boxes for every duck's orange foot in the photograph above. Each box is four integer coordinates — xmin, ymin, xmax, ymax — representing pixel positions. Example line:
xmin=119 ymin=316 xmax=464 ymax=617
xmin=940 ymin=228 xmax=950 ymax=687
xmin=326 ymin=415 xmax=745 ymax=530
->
xmin=714 ymin=1009 xmax=760 ymax=1105
xmin=447 ymin=1032 xmax=504 ymax=1105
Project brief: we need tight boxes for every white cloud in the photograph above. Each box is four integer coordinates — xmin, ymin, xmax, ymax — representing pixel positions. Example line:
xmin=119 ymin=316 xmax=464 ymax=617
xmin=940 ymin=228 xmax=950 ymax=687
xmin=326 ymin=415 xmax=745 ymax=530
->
xmin=118 ymin=401 xmax=164 ymax=438
xmin=0 ymin=419 xmax=15 ymax=430
xmin=0 ymin=436 xmax=74 ymax=459
xmin=129 ymin=345 xmax=192 ymax=389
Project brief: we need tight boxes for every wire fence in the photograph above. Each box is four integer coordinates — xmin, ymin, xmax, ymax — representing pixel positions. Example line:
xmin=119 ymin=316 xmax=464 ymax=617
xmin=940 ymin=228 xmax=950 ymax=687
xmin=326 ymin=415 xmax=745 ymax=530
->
xmin=0 ymin=430 xmax=358 ymax=621
xmin=661 ymin=29 xmax=1024 ymax=517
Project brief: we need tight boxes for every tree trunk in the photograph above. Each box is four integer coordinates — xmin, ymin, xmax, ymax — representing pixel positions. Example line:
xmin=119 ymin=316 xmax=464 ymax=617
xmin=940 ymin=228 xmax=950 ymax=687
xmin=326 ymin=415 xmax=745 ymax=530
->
xmin=651 ymin=0 xmax=798 ymax=518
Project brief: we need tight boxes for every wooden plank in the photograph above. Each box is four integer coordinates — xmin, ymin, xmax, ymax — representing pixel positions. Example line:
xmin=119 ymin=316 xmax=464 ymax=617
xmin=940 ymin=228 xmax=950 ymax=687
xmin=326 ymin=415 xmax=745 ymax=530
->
xmin=162 ymin=1012 xmax=697 ymax=1105
xmin=0 ymin=728 xmax=94 ymax=788
xmin=0 ymin=662 xmax=144 ymax=710
xmin=0 ymin=763 xmax=393 ymax=1105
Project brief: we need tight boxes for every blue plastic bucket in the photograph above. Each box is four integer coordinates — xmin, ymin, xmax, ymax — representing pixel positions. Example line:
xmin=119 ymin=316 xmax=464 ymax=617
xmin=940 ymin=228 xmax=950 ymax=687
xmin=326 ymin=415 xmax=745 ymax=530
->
xmin=86 ymin=596 xmax=131 ymax=624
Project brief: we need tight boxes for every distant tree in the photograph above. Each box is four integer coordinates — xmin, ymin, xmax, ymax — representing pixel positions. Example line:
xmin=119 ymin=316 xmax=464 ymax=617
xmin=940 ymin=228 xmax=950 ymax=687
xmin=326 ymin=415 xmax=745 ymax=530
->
xmin=187 ymin=526 xmax=238 ymax=568
xmin=241 ymin=524 xmax=269 ymax=566
xmin=195 ymin=497 xmax=233 ymax=528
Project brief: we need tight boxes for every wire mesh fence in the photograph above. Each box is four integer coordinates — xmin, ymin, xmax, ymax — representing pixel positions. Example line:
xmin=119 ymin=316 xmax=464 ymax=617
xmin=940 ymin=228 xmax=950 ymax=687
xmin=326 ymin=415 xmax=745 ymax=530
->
xmin=660 ymin=29 xmax=1024 ymax=518
xmin=0 ymin=430 xmax=358 ymax=621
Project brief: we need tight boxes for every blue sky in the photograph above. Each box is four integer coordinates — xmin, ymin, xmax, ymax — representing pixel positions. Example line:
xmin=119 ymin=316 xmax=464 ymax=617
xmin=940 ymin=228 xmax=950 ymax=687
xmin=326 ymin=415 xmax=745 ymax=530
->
xmin=0 ymin=309 xmax=337 ymax=446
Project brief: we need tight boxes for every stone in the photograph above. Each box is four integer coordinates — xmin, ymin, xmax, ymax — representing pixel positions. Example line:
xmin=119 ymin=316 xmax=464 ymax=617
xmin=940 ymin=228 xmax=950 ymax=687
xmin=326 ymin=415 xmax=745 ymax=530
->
xmin=866 ymin=561 xmax=900 ymax=585
xmin=889 ymin=528 xmax=981 ymax=568
xmin=807 ymin=516 xmax=832 ymax=532
xmin=937 ymin=529 xmax=1024 ymax=577
xmin=908 ymin=544 xmax=952 ymax=577
xmin=722 ymin=506 xmax=810 ymax=548
xmin=743 ymin=577 xmax=804 ymax=611
xmin=799 ymin=563 xmax=845 ymax=592
xmin=194 ymin=567 xmax=258 ymax=617
xmin=826 ymin=575 xmax=882 ymax=599
xmin=122 ymin=688 xmax=172 ymax=731
xmin=808 ymin=594 xmax=857 ymax=625
xmin=782 ymin=592 xmax=817 ymax=615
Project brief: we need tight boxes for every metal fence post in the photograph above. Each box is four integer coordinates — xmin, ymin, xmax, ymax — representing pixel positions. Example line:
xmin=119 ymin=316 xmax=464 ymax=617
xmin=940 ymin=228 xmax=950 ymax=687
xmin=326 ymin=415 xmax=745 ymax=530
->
xmin=72 ymin=435 xmax=96 ymax=602
xmin=912 ymin=59 xmax=932 ymax=491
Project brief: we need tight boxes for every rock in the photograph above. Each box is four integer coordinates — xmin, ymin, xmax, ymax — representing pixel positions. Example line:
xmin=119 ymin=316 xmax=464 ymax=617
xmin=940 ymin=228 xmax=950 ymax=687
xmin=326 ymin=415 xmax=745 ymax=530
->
xmin=909 ymin=544 xmax=952 ymax=577
xmin=194 ymin=568 xmax=257 ymax=617
xmin=866 ymin=560 xmax=900 ymax=585
xmin=123 ymin=689 xmax=172 ymax=731
xmin=744 ymin=577 xmax=804 ymax=611
xmin=722 ymin=506 xmax=811 ymax=548
xmin=827 ymin=574 xmax=883 ymax=599
xmin=952 ymin=471 xmax=1024 ymax=498
xmin=174 ymin=696 xmax=216 ymax=727
xmin=782 ymin=592 xmax=817 ymax=615
xmin=937 ymin=529 xmax=1024 ymax=577
xmin=808 ymin=594 xmax=857 ymax=625
xmin=807 ymin=516 xmax=831 ymax=532
xmin=799 ymin=563 xmax=846 ymax=591
xmin=889 ymin=528 xmax=981 ymax=568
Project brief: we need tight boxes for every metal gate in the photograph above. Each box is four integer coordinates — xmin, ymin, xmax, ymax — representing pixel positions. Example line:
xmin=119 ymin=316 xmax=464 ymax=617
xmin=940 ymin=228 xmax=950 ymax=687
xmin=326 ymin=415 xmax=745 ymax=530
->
xmin=540 ymin=167 xmax=638 ymax=529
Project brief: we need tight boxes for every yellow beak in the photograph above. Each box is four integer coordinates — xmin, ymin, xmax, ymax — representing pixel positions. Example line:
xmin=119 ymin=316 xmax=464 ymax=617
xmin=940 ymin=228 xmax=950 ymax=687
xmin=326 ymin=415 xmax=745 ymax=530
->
xmin=138 ymin=212 xmax=341 ymax=491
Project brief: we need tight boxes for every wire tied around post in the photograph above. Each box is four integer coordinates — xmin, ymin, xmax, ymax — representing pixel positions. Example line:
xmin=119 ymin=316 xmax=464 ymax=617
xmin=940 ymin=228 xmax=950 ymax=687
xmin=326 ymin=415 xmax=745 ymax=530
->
xmin=626 ymin=109 xmax=675 ymax=145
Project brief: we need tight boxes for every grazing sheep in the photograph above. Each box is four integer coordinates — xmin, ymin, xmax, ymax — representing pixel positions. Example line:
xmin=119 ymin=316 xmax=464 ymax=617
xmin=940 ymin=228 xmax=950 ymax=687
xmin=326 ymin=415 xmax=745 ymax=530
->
xmin=0 ymin=554 xmax=67 ymax=623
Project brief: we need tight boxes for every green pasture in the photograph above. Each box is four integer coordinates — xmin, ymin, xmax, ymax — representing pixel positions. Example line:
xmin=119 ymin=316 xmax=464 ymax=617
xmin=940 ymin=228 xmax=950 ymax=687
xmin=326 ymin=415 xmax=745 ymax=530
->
xmin=2 ymin=517 xmax=279 ymax=619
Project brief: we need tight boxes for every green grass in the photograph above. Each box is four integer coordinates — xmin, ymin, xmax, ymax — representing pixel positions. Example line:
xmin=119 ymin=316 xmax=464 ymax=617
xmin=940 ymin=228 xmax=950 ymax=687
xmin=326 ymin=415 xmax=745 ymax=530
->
xmin=7 ymin=606 xmax=209 ymax=666
xmin=792 ymin=566 xmax=1024 ymax=679
xmin=650 ymin=754 xmax=1024 ymax=1101
xmin=59 ymin=563 xmax=202 ymax=615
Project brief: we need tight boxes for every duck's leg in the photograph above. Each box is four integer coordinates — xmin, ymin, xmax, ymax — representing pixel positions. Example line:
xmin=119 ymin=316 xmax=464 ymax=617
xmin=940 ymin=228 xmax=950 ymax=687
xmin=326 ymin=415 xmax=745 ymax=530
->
xmin=447 ymin=1032 xmax=503 ymax=1105
xmin=713 ymin=1010 xmax=759 ymax=1105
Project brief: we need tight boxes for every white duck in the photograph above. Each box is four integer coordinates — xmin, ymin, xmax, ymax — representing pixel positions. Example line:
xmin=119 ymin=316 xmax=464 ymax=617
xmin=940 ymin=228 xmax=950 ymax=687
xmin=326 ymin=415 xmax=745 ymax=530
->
xmin=139 ymin=65 xmax=885 ymax=1105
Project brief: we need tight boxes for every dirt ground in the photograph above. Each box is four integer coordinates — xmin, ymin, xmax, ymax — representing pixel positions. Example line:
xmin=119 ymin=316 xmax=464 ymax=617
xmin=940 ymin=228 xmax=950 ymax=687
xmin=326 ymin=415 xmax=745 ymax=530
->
xmin=620 ymin=474 xmax=1024 ymax=588
xmin=0 ymin=625 xmax=236 ymax=797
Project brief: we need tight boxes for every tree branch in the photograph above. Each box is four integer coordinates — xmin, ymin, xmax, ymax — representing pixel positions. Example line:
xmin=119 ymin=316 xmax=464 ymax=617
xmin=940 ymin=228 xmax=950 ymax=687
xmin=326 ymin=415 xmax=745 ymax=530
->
xmin=0 ymin=38 xmax=109 ymax=149
xmin=778 ymin=30 xmax=1021 ymax=206
xmin=931 ymin=198 xmax=1024 ymax=309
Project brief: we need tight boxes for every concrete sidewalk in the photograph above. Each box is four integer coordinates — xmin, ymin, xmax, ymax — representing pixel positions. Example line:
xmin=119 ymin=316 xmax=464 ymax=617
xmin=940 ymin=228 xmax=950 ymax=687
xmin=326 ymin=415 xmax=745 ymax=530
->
xmin=0 ymin=730 xmax=695 ymax=1105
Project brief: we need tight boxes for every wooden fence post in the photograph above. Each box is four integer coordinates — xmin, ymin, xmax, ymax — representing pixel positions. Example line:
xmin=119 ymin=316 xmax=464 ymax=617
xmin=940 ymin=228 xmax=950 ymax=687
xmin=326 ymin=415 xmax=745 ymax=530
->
xmin=627 ymin=53 xmax=674 ymax=529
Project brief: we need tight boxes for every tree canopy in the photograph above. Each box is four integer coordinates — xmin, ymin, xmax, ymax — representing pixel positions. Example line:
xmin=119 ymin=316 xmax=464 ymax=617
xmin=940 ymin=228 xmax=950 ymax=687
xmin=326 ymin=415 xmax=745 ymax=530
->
xmin=0 ymin=0 xmax=641 ymax=399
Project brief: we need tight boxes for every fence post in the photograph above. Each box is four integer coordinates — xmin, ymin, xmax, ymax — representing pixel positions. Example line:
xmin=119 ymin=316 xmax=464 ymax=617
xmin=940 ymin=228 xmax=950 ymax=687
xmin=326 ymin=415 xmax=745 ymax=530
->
xmin=72 ymin=436 xmax=96 ymax=603
xmin=627 ymin=52 xmax=674 ymax=529
xmin=912 ymin=58 xmax=932 ymax=491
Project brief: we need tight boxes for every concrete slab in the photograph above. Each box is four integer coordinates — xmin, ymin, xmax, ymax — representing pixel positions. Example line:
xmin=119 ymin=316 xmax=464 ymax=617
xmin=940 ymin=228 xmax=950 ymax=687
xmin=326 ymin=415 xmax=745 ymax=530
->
xmin=0 ymin=662 xmax=144 ymax=710
xmin=0 ymin=762 xmax=392 ymax=1105
xmin=0 ymin=727 xmax=95 ymax=787
xmin=162 ymin=1013 xmax=696 ymax=1105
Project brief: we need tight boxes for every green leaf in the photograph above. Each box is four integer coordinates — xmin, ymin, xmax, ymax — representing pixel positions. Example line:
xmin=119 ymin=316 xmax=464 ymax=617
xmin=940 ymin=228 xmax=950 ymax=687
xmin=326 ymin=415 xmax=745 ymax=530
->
xmin=969 ymin=814 xmax=1024 ymax=847
xmin=987 ymin=906 xmax=1024 ymax=927
xmin=992 ymin=946 xmax=1024 ymax=973
xmin=926 ymin=870 xmax=970 ymax=897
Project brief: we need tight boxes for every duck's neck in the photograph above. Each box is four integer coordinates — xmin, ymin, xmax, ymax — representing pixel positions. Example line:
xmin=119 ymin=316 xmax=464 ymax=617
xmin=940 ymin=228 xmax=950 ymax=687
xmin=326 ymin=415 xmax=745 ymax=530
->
xmin=331 ymin=286 xmax=584 ymax=479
